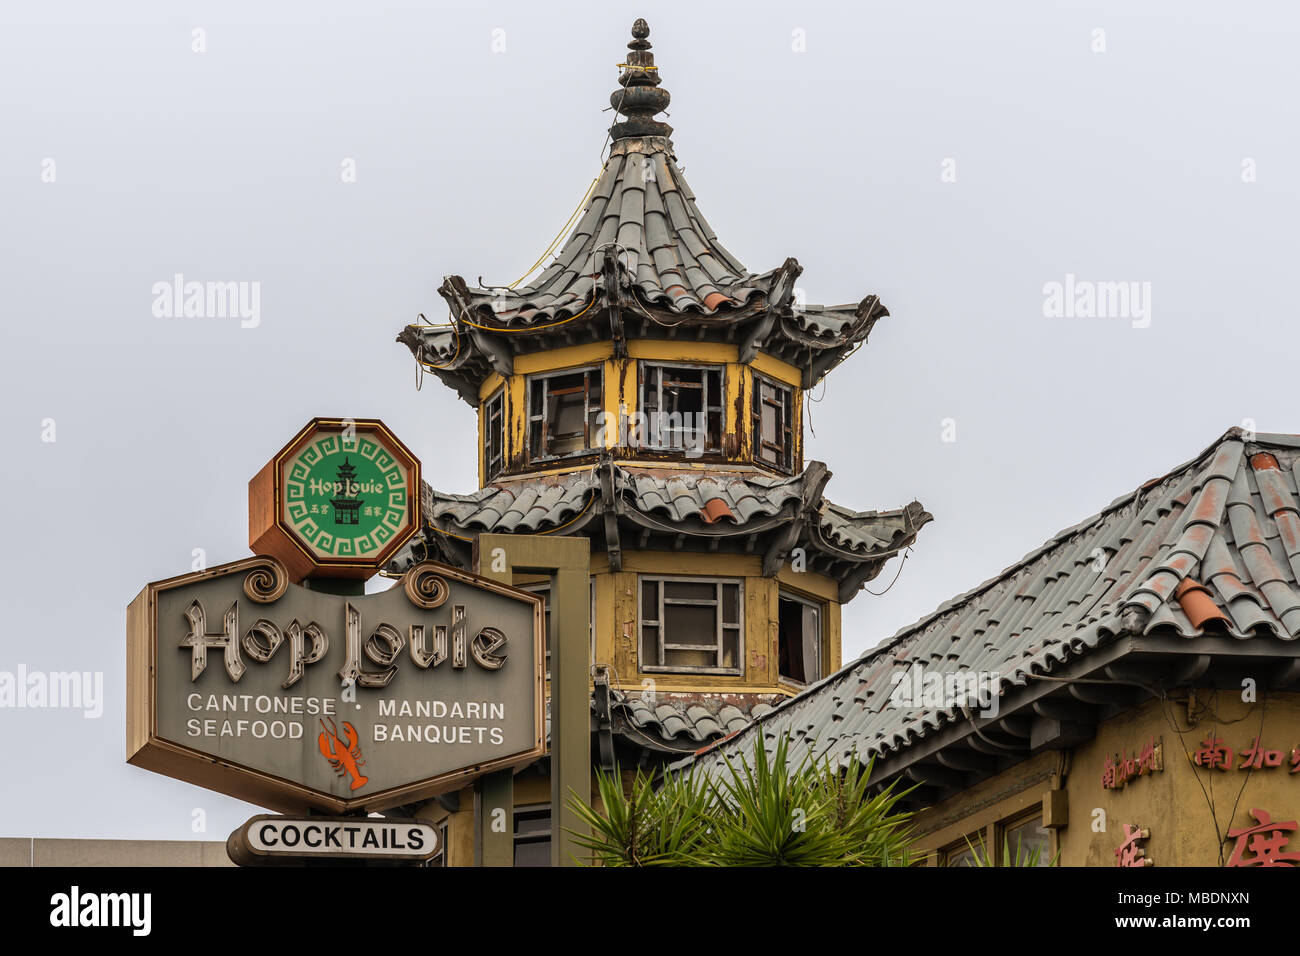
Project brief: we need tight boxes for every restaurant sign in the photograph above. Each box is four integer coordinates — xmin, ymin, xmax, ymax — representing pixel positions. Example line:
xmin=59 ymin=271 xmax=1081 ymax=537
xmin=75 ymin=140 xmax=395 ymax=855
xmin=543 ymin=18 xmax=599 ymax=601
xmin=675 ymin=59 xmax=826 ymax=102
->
xmin=127 ymin=555 xmax=545 ymax=813
xmin=227 ymin=814 xmax=441 ymax=865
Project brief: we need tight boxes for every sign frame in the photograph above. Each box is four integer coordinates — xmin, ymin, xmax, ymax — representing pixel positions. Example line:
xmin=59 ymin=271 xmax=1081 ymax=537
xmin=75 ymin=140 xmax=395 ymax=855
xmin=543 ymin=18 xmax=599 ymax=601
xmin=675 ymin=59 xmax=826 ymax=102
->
xmin=126 ymin=554 xmax=546 ymax=814
xmin=248 ymin=417 xmax=422 ymax=581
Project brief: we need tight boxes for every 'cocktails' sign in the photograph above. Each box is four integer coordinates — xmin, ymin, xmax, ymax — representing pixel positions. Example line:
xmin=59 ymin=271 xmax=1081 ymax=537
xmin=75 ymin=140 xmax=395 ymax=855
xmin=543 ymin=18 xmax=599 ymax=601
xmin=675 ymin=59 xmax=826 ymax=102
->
xmin=126 ymin=556 xmax=545 ymax=812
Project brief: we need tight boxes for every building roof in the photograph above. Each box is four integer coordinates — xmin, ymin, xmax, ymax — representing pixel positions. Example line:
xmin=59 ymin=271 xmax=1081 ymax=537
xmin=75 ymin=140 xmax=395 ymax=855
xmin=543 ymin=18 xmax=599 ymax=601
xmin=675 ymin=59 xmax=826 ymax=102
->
xmin=684 ymin=428 xmax=1300 ymax=790
xmin=386 ymin=460 xmax=931 ymax=601
xmin=397 ymin=21 xmax=889 ymax=404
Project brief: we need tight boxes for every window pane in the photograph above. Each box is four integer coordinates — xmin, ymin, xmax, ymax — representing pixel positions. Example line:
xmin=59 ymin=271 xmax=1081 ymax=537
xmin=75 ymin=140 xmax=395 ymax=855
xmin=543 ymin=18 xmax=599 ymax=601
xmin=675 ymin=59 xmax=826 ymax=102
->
xmin=722 ymin=584 xmax=739 ymax=624
xmin=664 ymin=581 xmax=717 ymax=602
xmin=1003 ymin=818 xmax=1051 ymax=867
xmin=641 ymin=580 xmax=658 ymax=619
xmin=721 ymin=630 xmax=739 ymax=670
xmin=665 ymin=647 xmax=716 ymax=669
xmin=761 ymin=401 xmax=777 ymax=441
xmin=514 ymin=840 xmax=550 ymax=867
xmin=664 ymin=604 xmax=717 ymax=646
xmin=640 ymin=626 xmax=660 ymax=666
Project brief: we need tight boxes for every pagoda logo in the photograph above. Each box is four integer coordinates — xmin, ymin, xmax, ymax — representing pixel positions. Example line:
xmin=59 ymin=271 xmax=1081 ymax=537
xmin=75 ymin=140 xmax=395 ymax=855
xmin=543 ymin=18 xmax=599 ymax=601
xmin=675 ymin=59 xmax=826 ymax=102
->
xmin=328 ymin=458 xmax=364 ymax=525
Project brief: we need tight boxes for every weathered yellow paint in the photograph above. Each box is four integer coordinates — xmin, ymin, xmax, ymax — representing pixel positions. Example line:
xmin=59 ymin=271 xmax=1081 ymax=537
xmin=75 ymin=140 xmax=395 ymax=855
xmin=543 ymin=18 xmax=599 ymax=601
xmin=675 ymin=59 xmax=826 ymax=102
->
xmin=911 ymin=691 xmax=1300 ymax=866
xmin=513 ymin=342 xmax=614 ymax=375
xmin=749 ymin=351 xmax=802 ymax=388
xmin=477 ymin=371 xmax=505 ymax=402
xmin=626 ymin=340 xmax=739 ymax=363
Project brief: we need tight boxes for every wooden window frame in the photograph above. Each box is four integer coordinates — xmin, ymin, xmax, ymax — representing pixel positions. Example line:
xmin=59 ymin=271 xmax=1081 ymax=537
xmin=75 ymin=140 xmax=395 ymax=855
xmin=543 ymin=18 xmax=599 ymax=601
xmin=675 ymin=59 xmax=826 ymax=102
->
xmin=526 ymin=366 xmax=603 ymax=463
xmin=752 ymin=372 xmax=794 ymax=473
xmin=637 ymin=361 xmax=725 ymax=454
xmin=483 ymin=386 xmax=505 ymax=481
xmin=777 ymin=589 xmax=824 ymax=686
xmin=637 ymin=574 xmax=744 ymax=676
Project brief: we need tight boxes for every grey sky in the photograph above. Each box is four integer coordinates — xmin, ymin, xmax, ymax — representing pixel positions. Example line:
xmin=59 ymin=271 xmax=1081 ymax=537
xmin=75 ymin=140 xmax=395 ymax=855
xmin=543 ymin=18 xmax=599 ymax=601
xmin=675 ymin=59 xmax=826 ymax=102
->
xmin=2 ymin=1 xmax=1296 ymax=839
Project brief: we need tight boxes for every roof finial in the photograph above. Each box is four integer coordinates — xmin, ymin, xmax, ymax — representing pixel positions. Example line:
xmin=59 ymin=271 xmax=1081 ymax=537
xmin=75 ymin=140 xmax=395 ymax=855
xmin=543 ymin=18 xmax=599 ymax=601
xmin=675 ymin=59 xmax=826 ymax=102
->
xmin=610 ymin=18 xmax=672 ymax=140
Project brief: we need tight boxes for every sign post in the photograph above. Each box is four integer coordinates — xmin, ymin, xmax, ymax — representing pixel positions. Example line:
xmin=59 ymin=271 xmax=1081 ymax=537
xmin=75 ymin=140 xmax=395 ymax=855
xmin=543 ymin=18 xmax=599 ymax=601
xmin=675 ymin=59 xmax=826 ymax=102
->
xmin=475 ymin=533 xmax=591 ymax=868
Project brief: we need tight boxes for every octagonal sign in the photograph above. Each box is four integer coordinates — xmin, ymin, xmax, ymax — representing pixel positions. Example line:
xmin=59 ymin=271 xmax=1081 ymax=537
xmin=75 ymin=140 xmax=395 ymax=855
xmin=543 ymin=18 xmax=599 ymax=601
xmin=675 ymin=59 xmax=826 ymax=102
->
xmin=126 ymin=556 xmax=546 ymax=813
xmin=249 ymin=418 xmax=421 ymax=581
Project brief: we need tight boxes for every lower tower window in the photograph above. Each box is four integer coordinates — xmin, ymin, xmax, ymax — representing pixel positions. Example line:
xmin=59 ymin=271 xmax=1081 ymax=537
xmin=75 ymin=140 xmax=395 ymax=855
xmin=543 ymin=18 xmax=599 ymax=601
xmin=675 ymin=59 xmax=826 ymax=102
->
xmin=638 ymin=576 xmax=742 ymax=675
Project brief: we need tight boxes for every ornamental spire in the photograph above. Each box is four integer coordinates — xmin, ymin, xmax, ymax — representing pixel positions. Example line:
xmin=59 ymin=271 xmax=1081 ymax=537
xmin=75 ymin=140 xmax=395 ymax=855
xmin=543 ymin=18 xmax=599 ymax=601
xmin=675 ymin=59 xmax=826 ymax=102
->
xmin=610 ymin=18 xmax=672 ymax=140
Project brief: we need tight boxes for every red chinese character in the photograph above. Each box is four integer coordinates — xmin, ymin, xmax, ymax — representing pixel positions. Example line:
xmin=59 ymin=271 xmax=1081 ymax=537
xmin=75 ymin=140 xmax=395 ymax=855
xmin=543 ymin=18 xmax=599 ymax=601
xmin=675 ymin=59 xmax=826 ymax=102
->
xmin=1225 ymin=809 xmax=1300 ymax=867
xmin=1291 ymin=748 xmax=1300 ymax=775
xmin=1101 ymin=755 xmax=1118 ymax=789
xmin=1194 ymin=735 xmax=1233 ymax=771
xmin=1239 ymin=737 xmax=1284 ymax=770
xmin=1115 ymin=824 xmax=1152 ymax=868
xmin=1138 ymin=738 xmax=1157 ymax=775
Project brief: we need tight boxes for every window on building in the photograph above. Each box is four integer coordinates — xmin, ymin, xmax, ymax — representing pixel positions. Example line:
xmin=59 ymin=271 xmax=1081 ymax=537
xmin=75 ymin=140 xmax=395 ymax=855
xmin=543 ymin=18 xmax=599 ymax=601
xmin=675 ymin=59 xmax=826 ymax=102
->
xmin=513 ymin=804 xmax=551 ymax=867
xmin=1000 ymin=811 xmax=1052 ymax=867
xmin=527 ymin=367 xmax=603 ymax=461
xmin=778 ymin=592 xmax=822 ymax=684
xmin=752 ymin=374 xmax=794 ymax=472
xmin=941 ymin=833 xmax=982 ymax=868
xmin=638 ymin=576 xmax=742 ymax=674
xmin=483 ymin=387 xmax=505 ymax=480
xmin=520 ymin=577 xmax=596 ymax=679
xmin=639 ymin=363 xmax=723 ymax=453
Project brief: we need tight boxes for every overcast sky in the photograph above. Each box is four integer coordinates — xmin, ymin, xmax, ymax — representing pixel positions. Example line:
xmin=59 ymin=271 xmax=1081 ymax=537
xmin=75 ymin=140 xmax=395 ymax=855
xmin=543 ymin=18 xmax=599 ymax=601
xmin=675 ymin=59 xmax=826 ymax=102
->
xmin=2 ymin=1 xmax=1296 ymax=840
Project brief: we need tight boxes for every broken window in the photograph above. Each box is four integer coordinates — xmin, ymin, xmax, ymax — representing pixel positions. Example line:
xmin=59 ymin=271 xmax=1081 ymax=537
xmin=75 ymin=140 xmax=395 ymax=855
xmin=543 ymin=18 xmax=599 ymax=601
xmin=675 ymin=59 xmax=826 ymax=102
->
xmin=527 ymin=367 xmax=603 ymax=461
xmin=778 ymin=592 xmax=822 ymax=684
xmin=483 ymin=387 xmax=504 ymax=480
xmin=752 ymin=374 xmax=794 ymax=472
xmin=639 ymin=363 xmax=723 ymax=453
xmin=638 ymin=576 xmax=742 ymax=674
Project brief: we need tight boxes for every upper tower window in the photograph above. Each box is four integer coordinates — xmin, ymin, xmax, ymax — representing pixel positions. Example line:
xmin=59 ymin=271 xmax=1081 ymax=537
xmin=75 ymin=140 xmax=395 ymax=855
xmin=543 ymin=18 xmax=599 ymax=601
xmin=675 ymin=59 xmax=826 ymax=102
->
xmin=753 ymin=374 xmax=794 ymax=472
xmin=639 ymin=363 xmax=723 ymax=455
xmin=483 ymin=387 xmax=505 ymax=480
xmin=527 ymin=367 xmax=603 ymax=462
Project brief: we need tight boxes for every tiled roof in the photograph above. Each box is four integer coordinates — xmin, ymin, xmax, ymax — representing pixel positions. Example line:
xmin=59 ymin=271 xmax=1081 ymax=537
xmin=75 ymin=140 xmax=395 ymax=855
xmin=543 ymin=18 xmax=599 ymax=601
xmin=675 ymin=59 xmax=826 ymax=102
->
xmin=686 ymin=428 xmax=1300 ymax=778
xmin=388 ymin=462 xmax=929 ymax=574
xmin=397 ymin=22 xmax=889 ymax=400
xmin=600 ymin=691 xmax=777 ymax=753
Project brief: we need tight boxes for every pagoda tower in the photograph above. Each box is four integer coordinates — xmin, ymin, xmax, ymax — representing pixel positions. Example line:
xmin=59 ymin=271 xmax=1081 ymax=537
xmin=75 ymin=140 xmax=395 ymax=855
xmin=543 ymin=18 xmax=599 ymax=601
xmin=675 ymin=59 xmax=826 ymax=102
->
xmin=391 ymin=20 xmax=930 ymax=863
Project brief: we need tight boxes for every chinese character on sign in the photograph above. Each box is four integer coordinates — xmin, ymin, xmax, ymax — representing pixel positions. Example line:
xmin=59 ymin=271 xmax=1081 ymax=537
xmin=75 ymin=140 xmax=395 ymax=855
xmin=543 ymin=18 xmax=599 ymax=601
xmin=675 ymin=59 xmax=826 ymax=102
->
xmin=1101 ymin=737 xmax=1163 ymax=789
xmin=1193 ymin=735 xmax=1233 ymax=771
xmin=1225 ymin=809 xmax=1300 ymax=867
xmin=1292 ymin=748 xmax=1300 ymax=775
xmin=1115 ymin=824 xmax=1152 ymax=867
xmin=1239 ymin=736 xmax=1284 ymax=770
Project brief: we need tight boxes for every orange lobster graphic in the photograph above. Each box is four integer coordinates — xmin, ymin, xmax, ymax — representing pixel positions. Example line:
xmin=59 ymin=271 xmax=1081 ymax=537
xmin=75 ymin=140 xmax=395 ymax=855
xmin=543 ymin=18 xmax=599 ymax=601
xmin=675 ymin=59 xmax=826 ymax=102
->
xmin=317 ymin=717 xmax=369 ymax=791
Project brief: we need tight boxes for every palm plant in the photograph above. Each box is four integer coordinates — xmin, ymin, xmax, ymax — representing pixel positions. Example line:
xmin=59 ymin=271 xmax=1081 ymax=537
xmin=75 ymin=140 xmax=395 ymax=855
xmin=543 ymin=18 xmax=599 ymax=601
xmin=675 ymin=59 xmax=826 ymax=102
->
xmin=566 ymin=729 xmax=917 ymax=866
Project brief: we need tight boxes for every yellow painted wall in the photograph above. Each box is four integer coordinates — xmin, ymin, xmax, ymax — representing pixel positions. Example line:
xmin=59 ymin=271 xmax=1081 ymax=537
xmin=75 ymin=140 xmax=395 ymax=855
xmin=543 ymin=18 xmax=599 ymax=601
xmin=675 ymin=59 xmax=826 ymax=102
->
xmin=515 ymin=552 xmax=841 ymax=698
xmin=910 ymin=691 xmax=1300 ymax=867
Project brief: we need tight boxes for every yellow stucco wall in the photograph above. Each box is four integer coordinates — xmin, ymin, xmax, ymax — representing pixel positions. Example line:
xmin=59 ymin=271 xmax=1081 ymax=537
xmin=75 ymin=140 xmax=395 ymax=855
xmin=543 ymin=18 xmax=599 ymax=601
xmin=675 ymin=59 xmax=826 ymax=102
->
xmin=911 ymin=691 xmax=1300 ymax=867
